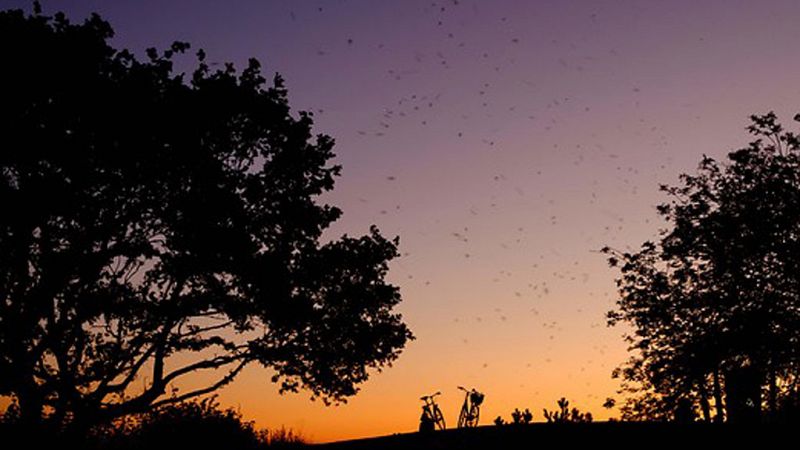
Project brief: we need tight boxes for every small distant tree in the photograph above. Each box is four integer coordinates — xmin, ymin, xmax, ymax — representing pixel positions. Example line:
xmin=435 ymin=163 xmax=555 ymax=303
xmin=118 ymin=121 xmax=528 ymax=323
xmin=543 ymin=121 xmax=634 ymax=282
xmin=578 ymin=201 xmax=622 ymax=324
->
xmin=0 ymin=5 xmax=412 ymax=435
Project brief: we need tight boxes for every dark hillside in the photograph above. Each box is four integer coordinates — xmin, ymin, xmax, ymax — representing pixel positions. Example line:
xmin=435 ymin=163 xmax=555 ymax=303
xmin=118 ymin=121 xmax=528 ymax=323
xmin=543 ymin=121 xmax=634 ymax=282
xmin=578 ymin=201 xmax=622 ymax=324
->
xmin=317 ymin=423 xmax=787 ymax=449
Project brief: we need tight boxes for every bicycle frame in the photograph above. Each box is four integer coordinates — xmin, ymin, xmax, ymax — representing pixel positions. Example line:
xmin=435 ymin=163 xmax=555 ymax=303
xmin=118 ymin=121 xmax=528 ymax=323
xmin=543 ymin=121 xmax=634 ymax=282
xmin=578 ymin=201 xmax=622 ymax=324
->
xmin=457 ymin=386 xmax=483 ymax=428
xmin=419 ymin=391 xmax=446 ymax=431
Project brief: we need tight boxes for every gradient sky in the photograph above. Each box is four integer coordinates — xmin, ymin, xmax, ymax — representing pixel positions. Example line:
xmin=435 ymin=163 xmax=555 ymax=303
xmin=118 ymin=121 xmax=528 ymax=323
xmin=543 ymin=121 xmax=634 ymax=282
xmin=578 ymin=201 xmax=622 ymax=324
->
xmin=5 ymin=0 xmax=800 ymax=443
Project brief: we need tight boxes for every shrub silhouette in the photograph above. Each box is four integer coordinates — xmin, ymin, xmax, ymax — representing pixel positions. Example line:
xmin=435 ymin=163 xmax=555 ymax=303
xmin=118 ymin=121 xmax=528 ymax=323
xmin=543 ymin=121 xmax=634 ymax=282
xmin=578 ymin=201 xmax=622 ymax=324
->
xmin=261 ymin=427 xmax=307 ymax=449
xmin=102 ymin=397 xmax=305 ymax=449
xmin=510 ymin=408 xmax=533 ymax=425
xmin=543 ymin=398 xmax=593 ymax=423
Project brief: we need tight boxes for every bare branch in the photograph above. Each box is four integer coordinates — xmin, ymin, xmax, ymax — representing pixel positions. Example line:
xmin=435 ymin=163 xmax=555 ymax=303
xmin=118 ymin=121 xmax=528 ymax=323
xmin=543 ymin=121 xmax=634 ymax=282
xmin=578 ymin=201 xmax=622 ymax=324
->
xmin=176 ymin=319 xmax=235 ymax=339
xmin=161 ymin=351 xmax=249 ymax=386
xmin=93 ymin=342 xmax=157 ymax=399
xmin=150 ymin=360 xmax=249 ymax=408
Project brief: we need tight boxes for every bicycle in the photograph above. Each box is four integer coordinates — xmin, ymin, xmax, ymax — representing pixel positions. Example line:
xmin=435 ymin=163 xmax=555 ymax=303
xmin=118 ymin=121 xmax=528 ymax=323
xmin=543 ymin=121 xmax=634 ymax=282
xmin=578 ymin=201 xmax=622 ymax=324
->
xmin=457 ymin=386 xmax=484 ymax=428
xmin=419 ymin=391 xmax=446 ymax=432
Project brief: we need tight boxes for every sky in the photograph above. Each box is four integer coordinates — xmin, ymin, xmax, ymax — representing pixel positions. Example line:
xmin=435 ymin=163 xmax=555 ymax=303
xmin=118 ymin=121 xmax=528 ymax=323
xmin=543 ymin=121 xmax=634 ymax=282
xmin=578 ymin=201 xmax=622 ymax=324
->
xmin=4 ymin=0 xmax=800 ymax=443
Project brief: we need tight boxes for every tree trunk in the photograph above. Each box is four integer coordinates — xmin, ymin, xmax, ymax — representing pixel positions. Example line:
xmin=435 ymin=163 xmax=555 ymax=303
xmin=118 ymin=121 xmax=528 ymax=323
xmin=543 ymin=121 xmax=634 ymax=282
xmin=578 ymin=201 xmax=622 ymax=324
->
xmin=725 ymin=364 xmax=762 ymax=423
xmin=698 ymin=376 xmax=711 ymax=422
xmin=64 ymin=410 xmax=99 ymax=446
xmin=16 ymin=382 xmax=44 ymax=428
xmin=767 ymin=369 xmax=778 ymax=423
xmin=713 ymin=369 xmax=725 ymax=423
xmin=15 ymin=384 xmax=50 ymax=446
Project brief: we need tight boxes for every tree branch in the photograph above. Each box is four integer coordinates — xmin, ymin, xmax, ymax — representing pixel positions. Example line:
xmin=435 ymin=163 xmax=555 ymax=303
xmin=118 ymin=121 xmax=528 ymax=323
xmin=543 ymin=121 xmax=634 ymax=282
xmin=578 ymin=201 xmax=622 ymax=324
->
xmin=150 ymin=360 xmax=249 ymax=409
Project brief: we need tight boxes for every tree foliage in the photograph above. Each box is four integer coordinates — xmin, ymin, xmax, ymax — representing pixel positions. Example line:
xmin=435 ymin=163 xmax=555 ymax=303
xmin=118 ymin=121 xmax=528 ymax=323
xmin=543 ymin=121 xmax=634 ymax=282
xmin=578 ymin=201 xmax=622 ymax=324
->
xmin=0 ymin=6 xmax=412 ymax=432
xmin=604 ymin=112 xmax=800 ymax=422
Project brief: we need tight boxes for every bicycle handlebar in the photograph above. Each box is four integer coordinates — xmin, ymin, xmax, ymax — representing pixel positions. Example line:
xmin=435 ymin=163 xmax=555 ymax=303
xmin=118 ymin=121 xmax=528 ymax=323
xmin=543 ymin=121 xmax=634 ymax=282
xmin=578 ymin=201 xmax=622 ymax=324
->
xmin=420 ymin=391 xmax=441 ymax=401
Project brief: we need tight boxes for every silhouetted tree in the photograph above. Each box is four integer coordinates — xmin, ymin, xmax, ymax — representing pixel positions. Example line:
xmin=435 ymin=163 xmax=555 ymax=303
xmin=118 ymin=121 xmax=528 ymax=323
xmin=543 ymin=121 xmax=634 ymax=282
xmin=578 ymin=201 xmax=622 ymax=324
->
xmin=0 ymin=5 xmax=412 ymax=436
xmin=604 ymin=112 xmax=800 ymax=423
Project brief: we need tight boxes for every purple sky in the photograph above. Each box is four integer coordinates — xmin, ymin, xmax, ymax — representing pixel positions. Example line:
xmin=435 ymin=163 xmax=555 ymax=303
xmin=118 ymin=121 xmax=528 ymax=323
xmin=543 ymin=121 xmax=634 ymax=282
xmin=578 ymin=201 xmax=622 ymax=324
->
xmin=5 ymin=0 xmax=800 ymax=442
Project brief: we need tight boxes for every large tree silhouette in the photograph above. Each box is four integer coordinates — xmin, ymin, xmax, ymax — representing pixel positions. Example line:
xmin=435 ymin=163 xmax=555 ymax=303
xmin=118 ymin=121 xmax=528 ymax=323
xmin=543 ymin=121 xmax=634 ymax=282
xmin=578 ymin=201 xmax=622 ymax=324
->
xmin=604 ymin=112 xmax=800 ymax=423
xmin=0 ymin=6 xmax=412 ymax=433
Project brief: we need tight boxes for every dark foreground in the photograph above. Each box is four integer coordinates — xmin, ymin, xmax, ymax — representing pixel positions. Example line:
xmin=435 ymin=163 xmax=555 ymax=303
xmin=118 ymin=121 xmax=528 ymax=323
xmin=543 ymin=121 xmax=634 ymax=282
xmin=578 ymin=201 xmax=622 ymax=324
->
xmin=317 ymin=422 xmax=792 ymax=449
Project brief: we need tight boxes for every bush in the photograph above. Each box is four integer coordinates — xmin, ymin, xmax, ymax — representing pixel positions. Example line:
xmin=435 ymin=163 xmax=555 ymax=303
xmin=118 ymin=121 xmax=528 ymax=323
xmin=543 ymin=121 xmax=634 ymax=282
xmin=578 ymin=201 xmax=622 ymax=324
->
xmin=260 ymin=426 xmax=307 ymax=448
xmin=511 ymin=408 xmax=533 ymax=425
xmin=543 ymin=398 xmax=593 ymax=423
xmin=103 ymin=397 xmax=305 ymax=449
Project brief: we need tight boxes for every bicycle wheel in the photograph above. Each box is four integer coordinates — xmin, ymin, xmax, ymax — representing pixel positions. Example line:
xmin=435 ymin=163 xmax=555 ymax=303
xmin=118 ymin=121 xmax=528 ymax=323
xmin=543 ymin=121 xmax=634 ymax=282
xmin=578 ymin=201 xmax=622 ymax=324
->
xmin=419 ymin=408 xmax=434 ymax=432
xmin=433 ymin=405 xmax=446 ymax=430
xmin=469 ymin=405 xmax=480 ymax=427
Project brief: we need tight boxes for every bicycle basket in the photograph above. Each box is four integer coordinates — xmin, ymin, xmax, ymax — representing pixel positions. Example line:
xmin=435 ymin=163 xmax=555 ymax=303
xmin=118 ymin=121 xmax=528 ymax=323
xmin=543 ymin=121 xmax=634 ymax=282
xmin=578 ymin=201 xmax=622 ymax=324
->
xmin=470 ymin=392 xmax=484 ymax=405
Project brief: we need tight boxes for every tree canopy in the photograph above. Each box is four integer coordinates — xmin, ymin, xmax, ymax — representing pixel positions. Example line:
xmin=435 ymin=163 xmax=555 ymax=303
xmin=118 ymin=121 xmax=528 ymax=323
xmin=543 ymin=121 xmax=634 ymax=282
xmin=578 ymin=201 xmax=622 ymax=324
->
xmin=604 ymin=112 xmax=800 ymax=423
xmin=0 ymin=6 xmax=412 ymax=433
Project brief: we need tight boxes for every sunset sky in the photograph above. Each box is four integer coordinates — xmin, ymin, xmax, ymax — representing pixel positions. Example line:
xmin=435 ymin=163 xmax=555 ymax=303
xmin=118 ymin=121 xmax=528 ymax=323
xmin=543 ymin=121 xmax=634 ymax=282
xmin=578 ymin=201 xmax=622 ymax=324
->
xmin=6 ymin=0 xmax=800 ymax=442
